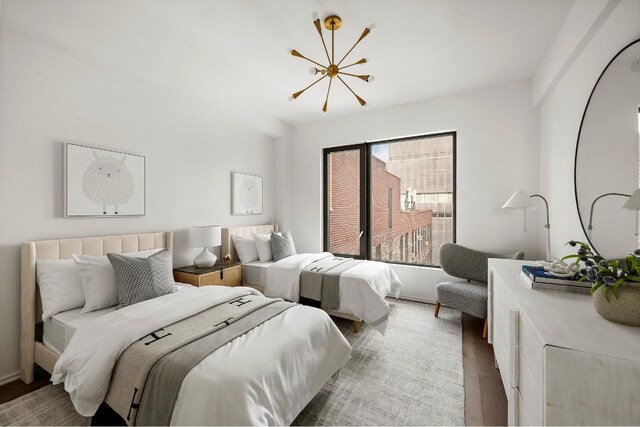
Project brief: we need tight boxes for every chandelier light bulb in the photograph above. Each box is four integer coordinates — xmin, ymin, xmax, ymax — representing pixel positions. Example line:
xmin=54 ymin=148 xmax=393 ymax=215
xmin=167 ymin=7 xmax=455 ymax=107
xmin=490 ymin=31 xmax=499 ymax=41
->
xmin=309 ymin=67 xmax=317 ymax=75
xmin=367 ymin=75 xmax=376 ymax=82
xmin=288 ymin=95 xmax=295 ymax=102
xmin=364 ymin=58 xmax=370 ymax=64
xmin=311 ymin=12 xmax=319 ymax=21
xmin=368 ymin=23 xmax=376 ymax=32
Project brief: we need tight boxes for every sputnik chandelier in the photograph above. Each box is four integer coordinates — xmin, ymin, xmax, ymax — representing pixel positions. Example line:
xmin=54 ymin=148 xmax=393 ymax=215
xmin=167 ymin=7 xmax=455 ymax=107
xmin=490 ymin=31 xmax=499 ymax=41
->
xmin=289 ymin=14 xmax=375 ymax=112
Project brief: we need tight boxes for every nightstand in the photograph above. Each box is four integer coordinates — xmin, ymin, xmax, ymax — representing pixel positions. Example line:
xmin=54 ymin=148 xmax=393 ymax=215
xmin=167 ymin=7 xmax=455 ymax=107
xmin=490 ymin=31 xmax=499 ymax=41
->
xmin=173 ymin=262 xmax=241 ymax=287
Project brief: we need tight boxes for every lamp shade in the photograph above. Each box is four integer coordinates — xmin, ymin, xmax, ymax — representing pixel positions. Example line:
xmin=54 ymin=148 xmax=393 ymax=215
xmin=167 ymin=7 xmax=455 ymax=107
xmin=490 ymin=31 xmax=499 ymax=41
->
xmin=188 ymin=225 xmax=221 ymax=248
xmin=622 ymin=189 xmax=640 ymax=210
xmin=502 ymin=190 xmax=535 ymax=209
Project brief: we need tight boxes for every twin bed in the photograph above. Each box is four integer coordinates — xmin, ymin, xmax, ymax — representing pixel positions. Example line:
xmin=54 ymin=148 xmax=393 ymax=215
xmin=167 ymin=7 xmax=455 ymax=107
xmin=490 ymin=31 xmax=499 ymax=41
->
xmin=20 ymin=225 xmax=401 ymax=424
xmin=222 ymin=225 xmax=402 ymax=334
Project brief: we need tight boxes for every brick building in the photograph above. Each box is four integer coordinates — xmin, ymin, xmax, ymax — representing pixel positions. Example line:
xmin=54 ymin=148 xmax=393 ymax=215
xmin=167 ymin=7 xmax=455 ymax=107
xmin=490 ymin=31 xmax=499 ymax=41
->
xmin=328 ymin=151 xmax=433 ymax=264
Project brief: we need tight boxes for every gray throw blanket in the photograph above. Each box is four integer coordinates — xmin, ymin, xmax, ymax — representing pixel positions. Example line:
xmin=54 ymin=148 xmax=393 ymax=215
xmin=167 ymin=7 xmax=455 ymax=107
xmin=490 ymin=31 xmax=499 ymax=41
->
xmin=104 ymin=292 xmax=294 ymax=425
xmin=300 ymin=256 xmax=363 ymax=310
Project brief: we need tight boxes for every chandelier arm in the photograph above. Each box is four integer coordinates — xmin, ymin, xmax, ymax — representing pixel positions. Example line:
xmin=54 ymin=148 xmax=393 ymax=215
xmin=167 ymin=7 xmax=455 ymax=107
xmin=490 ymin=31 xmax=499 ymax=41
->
xmin=292 ymin=74 xmax=328 ymax=99
xmin=336 ymin=28 xmax=371 ymax=66
xmin=339 ymin=59 xmax=367 ymax=70
xmin=322 ymin=79 xmax=333 ymax=112
xmin=313 ymin=20 xmax=332 ymax=64
xmin=301 ymin=56 xmax=328 ymax=70
xmin=331 ymin=25 xmax=335 ymax=64
xmin=291 ymin=49 xmax=328 ymax=69
xmin=338 ymin=71 xmax=369 ymax=81
xmin=337 ymin=76 xmax=366 ymax=106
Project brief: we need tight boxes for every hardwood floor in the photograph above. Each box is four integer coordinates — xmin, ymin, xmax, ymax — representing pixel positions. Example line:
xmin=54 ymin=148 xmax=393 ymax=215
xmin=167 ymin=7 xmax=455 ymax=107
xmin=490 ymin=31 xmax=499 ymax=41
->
xmin=0 ymin=369 xmax=48 ymax=405
xmin=462 ymin=313 xmax=508 ymax=426
xmin=0 ymin=309 xmax=507 ymax=426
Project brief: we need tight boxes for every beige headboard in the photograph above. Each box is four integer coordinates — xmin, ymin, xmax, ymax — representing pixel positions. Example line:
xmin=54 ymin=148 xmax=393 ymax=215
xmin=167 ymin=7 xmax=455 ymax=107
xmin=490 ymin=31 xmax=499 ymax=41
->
xmin=221 ymin=224 xmax=279 ymax=262
xmin=20 ymin=231 xmax=172 ymax=384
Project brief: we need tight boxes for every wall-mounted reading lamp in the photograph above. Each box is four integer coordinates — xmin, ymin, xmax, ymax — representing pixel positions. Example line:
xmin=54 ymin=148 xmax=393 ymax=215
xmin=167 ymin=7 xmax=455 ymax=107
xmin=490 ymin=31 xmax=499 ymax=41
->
xmin=502 ymin=190 xmax=551 ymax=261
xmin=588 ymin=189 xmax=640 ymax=233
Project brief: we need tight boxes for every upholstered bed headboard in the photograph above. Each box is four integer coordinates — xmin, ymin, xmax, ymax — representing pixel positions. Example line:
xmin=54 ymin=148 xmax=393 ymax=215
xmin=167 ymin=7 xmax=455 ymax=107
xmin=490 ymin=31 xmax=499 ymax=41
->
xmin=20 ymin=231 xmax=172 ymax=383
xmin=221 ymin=224 xmax=279 ymax=262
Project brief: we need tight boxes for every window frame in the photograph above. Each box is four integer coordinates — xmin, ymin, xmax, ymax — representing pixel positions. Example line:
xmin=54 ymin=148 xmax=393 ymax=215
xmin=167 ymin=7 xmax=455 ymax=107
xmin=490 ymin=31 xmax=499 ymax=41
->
xmin=323 ymin=131 xmax=457 ymax=268
xmin=322 ymin=143 xmax=368 ymax=259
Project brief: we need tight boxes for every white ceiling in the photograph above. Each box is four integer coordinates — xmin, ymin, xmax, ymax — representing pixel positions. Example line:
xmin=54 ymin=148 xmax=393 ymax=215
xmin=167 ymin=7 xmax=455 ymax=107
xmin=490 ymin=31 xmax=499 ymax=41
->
xmin=5 ymin=0 xmax=575 ymax=135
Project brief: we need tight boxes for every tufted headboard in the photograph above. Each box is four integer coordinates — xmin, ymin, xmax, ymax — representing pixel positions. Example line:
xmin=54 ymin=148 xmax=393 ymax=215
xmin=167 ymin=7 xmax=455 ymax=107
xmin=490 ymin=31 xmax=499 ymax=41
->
xmin=20 ymin=231 xmax=172 ymax=383
xmin=221 ymin=225 xmax=279 ymax=262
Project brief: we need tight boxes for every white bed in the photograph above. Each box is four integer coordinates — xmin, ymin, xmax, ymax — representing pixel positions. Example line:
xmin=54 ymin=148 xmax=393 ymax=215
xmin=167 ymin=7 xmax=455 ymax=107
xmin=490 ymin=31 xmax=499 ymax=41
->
xmin=240 ymin=260 xmax=273 ymax=288
xmin=43 ymin=306 xmax=117 ymax=354
xmin=21 ymin=231 xmax=351 ymax=425
xmin=221 ymin=225 xmax=402 ymax=334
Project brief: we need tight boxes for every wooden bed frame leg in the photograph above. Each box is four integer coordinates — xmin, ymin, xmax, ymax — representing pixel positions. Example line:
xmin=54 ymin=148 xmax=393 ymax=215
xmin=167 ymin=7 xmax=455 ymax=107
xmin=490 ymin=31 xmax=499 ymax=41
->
xmin=353 ymin=320 xmax=360 ymax=333
xmin=482 ymin=318 xmax=488 ymax=339
xmin=433 ymin=302 xmax=440 ymax=317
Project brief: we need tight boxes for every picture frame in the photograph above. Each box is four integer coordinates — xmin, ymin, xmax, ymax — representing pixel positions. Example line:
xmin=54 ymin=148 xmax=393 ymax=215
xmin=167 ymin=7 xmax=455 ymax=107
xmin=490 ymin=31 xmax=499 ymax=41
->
xmin=231 ymin=171 xmax=263 ymax=215
xmin=64 ymin=143 xmax=146 ymax=217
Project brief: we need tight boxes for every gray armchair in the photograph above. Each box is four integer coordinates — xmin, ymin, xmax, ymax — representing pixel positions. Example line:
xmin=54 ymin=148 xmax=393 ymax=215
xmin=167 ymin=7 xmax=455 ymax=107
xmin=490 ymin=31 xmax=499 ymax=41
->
xmin=434 ymin=243 xmax=525 ymax=338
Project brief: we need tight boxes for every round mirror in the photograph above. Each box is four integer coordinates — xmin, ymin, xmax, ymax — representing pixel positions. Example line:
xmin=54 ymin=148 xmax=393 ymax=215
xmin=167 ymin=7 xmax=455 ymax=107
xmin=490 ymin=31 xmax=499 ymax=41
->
xmin=575 ymin=39 xmax=640 ymax=259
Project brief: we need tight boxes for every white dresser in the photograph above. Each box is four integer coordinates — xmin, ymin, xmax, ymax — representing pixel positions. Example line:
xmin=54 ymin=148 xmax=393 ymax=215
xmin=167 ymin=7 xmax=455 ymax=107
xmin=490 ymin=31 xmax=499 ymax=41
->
xmin=488 ymin=259 xmax=640 ymax=426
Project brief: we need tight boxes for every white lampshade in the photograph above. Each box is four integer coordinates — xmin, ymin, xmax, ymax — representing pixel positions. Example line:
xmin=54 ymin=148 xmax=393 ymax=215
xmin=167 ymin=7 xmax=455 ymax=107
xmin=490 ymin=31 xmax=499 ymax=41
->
xmin=502 ymin=190 xmax=535 ymax=209
xmin=622 ymin=189 xmax=640 ymax=210
xmin=188 ymin=225 xmax=221 ymax=248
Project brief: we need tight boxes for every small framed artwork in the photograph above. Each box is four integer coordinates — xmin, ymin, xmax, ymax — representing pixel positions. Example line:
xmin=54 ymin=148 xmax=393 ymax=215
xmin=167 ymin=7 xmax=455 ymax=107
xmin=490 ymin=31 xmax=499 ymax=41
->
xmin=231 ymin=171 xmax=263 ymax=215
xmin=64 ymin=143 xmax=146 ymax=217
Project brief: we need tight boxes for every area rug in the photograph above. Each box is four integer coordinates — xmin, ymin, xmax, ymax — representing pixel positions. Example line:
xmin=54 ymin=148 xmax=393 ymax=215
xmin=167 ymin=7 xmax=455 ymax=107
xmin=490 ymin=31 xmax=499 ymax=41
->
xmin=0 ymin=299 xmax=463 ymax=426
xmin=294 ymin=299 xmax=464 ymax=426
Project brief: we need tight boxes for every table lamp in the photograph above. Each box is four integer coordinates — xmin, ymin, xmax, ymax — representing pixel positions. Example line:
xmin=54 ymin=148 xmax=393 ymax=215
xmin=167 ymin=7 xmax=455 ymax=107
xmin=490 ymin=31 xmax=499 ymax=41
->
xmin=188 ymin=225 xmax=221 ymax=267
xmin=502 ymin=190 xmax=551 ymax=261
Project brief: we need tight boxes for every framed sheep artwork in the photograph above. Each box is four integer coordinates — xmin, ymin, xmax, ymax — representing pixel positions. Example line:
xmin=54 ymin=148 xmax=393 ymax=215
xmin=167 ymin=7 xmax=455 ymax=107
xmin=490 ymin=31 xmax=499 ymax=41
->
xmin=231 ymin=171 xmax=263 ymax=215
xmin=64 ymin=143 xmax=146 ymax=217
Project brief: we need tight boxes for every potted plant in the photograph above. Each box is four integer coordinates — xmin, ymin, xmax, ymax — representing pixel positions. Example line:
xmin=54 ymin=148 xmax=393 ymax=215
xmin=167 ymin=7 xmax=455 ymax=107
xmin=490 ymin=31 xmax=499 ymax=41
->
xmin=563 ymin=240 xmax=640 ymax=327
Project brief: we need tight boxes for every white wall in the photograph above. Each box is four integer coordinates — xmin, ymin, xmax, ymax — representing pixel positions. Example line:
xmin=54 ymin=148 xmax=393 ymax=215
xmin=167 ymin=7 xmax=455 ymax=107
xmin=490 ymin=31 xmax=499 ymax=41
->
xmin=538 ymin=0 xmax=640 ymax=259
xmin=286 ymin=80 xmax=541 ymax=302
xmin=0 ymin=14 xmax=276 ymax=383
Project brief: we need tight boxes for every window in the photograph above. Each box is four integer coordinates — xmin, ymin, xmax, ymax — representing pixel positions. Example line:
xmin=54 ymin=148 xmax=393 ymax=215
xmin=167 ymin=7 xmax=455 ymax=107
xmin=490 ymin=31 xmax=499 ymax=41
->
xmin=323 ymin=132 xmax=456 ymax=267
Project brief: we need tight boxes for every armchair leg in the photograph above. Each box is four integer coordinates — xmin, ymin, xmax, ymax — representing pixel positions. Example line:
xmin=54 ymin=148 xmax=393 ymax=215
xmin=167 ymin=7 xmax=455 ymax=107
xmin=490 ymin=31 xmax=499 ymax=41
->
xmin=482 ymin=318 xmax=488 ymax=339
xmin=433 ymin=302 xmax=440 ymax=317
xmin=353 ymin=320 xmax=360 ymax=333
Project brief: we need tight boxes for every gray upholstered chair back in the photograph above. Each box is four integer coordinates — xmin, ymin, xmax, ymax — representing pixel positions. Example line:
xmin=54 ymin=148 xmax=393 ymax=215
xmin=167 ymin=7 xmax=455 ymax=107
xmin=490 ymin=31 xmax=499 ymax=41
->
xmin=439 ymin=242 xmax=525 ymax=283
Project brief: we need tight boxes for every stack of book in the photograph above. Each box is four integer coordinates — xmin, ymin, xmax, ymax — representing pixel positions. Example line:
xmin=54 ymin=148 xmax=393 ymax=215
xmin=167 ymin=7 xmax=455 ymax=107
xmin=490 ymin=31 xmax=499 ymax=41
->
xmin=521 ymin=265 xmax=592 ymax=294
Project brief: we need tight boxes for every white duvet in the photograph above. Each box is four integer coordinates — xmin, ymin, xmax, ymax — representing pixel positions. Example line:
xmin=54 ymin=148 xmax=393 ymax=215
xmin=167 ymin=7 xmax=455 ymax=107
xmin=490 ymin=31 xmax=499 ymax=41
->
xmin=264 ymin=253 xmax=402 ymax=334
xmin=52 ymin=286 xmax=351 ymax=425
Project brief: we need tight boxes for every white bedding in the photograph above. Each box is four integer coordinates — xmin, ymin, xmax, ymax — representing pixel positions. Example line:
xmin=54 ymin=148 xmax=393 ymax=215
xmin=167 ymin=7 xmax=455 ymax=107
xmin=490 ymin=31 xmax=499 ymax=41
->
xmin=43 ymin=306 xmax=117 ymax=354
xmin=52 ymin=286 xmax=351 ymax=424
xmin=241 ymin=260 xmax=273 ymax=287
xmin=264 ymin=253 xmax=402 ymax=334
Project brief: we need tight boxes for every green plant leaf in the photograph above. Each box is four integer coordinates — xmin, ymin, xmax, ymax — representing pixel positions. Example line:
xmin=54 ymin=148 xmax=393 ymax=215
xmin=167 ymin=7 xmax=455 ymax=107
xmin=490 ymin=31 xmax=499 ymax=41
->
xmin=602 ymin=285 xmax=610 ymax=302
xmin=561 ymin=254 xmax=581 ymax=261
xmin=591 ymin=282 xmax=604 ymax=295
xmin=624 ymin=275 xmax=640 ymax=282
xmin=612 ymin=278 xmax=625 ymax=298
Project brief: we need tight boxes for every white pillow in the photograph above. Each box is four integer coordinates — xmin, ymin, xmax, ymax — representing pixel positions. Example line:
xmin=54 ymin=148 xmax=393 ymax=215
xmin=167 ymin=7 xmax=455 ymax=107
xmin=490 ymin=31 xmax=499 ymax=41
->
xmin=74 ymin=249 xmax=163 ymax=313
xmin=231 ymin=235 xmax=259 ymax=264
xmin=36 ymin=259 xmax=85 ymax=321
xmin=253 ymin=233 xmax=282 ymax=262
